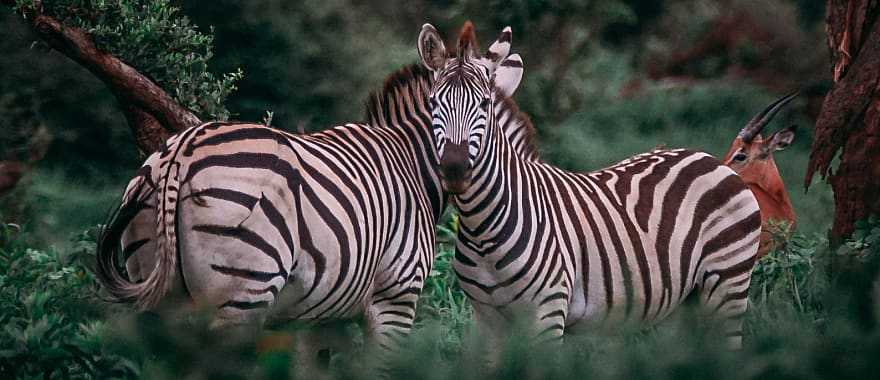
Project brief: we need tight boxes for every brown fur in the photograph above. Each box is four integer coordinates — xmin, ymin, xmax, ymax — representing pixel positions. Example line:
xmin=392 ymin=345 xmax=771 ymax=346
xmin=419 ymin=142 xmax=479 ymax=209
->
xmin=722 ymin=135 xmax=795 ymax=258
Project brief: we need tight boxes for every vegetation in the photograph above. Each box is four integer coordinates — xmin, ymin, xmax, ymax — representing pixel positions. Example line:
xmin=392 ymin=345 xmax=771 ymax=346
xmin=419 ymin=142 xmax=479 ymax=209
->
xmin=10 ymin=0 xmax=242 ymax=121
xmin=0 ymin=224 xmax=135 ymax=378
xmin=2 ymin=0 xmax=877 ymax=379
xmin=2 ymin=214 xmax=880 ymax=378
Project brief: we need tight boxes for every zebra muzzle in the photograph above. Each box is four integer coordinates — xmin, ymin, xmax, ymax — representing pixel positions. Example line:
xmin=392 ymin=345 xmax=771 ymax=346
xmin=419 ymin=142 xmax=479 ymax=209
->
xmin=439 ymin=141 xmax=471 ymax=195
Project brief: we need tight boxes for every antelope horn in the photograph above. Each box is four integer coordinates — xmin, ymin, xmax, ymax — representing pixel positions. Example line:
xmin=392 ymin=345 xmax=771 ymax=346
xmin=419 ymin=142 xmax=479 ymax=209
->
xmin=739 ymin=90 xmax=799 ymax=142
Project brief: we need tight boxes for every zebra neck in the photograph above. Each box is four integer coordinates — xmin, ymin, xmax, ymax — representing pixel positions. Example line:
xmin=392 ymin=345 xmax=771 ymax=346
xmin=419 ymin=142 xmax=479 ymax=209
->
xmin=362 ymin=64 xmax=447 ymax=219
xmin=455 ymin=126 xmax=522 ymax=239
xmin=453 ymin=93 xmax=540 ymax=245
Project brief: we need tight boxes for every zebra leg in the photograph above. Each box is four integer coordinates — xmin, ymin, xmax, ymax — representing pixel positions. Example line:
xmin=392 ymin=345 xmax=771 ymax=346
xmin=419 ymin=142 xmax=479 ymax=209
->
xmin=470 ymin=290 xmax=568 ymax=371
xmin=362 ymin=280 xmax=423 ymax=375
xmin=533 ymin=288 xmax=569 ymax=345
xmin=697 ymin=269 xmax=753 ymax=349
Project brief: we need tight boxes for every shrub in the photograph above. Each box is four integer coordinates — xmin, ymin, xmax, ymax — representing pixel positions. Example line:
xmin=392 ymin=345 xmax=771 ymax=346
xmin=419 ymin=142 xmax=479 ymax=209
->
xmin=10 ymin=0 xmax=242 ymax=121
xmin=0 ymin=223 xmax=135 ymax=378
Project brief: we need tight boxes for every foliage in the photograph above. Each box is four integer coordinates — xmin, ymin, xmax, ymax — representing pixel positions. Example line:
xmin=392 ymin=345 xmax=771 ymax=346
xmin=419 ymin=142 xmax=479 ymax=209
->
xmin=11 ymin=0 xmax=241 ymax=121
xmin=7 ymin=169 xmax=122 ymax=248
xmin=839 ymin=217 xmax=880 ymax=256
xmin=414 ymin=211 xmax=471 ymax=357
xmin=0 ymin=85 xmax=50 ymax=221
xmin=0 ymin=10 xmax=138 ymax=178
xmin=0 ymin=1 xmax=864 ymax=378
xmin=0 ymin=223 xmax=136 ymax=378
xmin=1 ymin=0 xmax=833 ymax=237
xmin=180 ymin=0 xmax=418 ymax=130
xmin=427 ymin=0 xmax=637 ymax=124
xmin=2 ymin=213 xmax=880 ymax=379
xmin=750 ymin=231 xmax=825 ymax=314
xmin=0 ymin=88 xmax=47 ymax=163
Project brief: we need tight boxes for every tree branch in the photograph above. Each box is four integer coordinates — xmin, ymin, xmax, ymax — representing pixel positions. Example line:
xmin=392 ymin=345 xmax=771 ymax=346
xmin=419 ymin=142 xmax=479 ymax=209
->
xmin=121 ymin=104 xmax=174 ymax=152
xmin=6 ymin=1 xmax=201 ymax=153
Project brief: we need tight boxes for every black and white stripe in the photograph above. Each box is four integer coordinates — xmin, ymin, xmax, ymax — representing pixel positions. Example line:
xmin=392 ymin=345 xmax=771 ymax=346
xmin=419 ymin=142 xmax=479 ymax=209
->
xmin=96 ymin=63 xmax=534 ymax=360
xmin=97 ymin=65 xmax=443 ymax=360
xmin=419 ymin=23 xmax=762 ymax=352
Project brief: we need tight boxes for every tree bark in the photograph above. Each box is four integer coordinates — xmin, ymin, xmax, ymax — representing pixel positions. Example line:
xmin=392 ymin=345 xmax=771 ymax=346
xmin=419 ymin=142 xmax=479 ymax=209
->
xmin=806 ymin=0 xmax=880 ymax=240
xmin=3 ymin=0 xmax=200 ymax=153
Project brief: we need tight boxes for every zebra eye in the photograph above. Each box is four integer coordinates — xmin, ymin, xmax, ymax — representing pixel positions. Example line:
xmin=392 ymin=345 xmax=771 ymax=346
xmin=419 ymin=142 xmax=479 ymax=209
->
xmin=480 ymin=98 xmax=490 ymax=111
xmin=429 ymin=97 xmax=439 ymax=108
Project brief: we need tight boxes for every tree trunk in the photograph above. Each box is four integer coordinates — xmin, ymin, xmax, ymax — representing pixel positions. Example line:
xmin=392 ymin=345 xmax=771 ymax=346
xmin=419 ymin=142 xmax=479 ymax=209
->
xmin=806 ymin=0 xmax=880 ymax=241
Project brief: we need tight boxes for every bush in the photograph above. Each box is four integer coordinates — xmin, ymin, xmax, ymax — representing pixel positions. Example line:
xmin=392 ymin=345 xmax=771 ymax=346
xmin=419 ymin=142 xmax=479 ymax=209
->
xmin=414 ymin=211 xmax=471 ymax=358
xmin=0 ymin=223 xmax=136 ymax=378
xmin=2 ymin=213 xmax=880 ymax=379
xmin=12 ymin=0 xmax=242 ymax=121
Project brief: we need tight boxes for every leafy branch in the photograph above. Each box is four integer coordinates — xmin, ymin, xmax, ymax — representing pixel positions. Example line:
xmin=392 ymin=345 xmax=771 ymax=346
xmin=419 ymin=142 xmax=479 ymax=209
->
xmin=4 ymin=0 xmax=242 ymax=153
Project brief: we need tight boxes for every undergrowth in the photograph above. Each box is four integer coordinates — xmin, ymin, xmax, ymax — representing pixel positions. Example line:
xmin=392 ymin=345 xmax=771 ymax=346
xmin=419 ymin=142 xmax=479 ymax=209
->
xmin=2 ymin=217 xmax=880 ymax=379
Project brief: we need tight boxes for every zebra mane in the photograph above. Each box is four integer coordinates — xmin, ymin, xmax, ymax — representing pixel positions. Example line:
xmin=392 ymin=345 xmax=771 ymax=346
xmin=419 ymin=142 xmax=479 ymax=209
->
xmin=495 ymin=93 xmax=540 ymax=161
xmin=364 ymin=63 xmax=539 ymax=160
xmin=365 ymin=64 xmax=433 ymax=128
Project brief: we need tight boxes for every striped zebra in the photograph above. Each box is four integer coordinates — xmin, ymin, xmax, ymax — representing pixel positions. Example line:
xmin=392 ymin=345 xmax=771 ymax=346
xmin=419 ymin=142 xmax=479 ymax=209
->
xmin=417 ymin=21 xmax=762 ymax=354
xmin=95 ymin=57 xmax=529 ymax=366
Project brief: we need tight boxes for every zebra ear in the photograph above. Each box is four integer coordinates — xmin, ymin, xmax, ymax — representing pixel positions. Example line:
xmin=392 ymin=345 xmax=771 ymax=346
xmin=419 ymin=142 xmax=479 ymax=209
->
xmin=493 ymin=54 xmax=523 ymax=98
xmin=418 ymin=24 xmax=447 ymax=72
xmin=486 ymin=26 xmax=512 ymax=66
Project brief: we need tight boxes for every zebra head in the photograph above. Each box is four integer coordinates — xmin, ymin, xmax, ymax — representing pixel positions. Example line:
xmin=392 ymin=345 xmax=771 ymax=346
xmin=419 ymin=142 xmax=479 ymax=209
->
xmin=418 ymin=21 xmax=524 ymax=194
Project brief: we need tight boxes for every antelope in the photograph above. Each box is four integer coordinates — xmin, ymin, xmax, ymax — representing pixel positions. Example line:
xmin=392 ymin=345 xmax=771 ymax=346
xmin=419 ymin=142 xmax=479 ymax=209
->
xmin=722 ymin=92 xmax=798 ymax=258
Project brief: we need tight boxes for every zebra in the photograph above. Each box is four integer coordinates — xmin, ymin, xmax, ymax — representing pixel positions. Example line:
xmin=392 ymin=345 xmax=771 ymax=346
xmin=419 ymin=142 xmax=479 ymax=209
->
xmin=95 ymin=44 xmax=530 ymax=370
xmin=417 ymin=21 xmax=762 ymax=356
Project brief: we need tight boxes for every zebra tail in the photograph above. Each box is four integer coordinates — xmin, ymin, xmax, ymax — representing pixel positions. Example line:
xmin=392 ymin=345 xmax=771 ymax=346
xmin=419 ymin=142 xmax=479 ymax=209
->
xmin=96 ymin=169 xmax=178 ymax=311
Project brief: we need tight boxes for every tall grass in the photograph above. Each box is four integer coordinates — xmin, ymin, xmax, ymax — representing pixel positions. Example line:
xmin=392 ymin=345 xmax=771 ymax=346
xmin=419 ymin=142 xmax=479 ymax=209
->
xmin=0 ymin=189 xmax=877 ymax=379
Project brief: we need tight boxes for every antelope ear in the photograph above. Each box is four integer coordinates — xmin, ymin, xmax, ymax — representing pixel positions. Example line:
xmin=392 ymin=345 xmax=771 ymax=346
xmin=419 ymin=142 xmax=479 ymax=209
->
xmin=493 ymin=54 xmax=523 ymax=98
xmin=769 ymin=125 xmax=796 ymax=151
xmin=486 ymin=26 xmax=512 ymax=66
xmin=418 ymin=24 xmax=447 ymax=71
